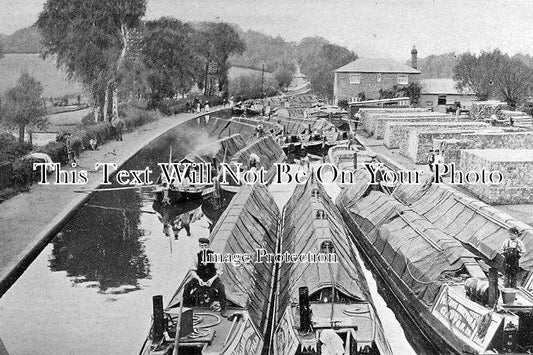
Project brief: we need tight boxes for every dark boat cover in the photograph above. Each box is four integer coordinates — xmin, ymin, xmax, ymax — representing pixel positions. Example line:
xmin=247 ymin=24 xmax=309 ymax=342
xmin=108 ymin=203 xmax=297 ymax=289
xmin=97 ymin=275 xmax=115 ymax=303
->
xmin=393 ymin=181 xmax=533 ymax=271
xmin=277 ymin=179 xmax=369 ymax=321
xmin=337 ymin=188 xmax=479 ymax=306
xmin=209 ymin=184 xmax=279 ymax=332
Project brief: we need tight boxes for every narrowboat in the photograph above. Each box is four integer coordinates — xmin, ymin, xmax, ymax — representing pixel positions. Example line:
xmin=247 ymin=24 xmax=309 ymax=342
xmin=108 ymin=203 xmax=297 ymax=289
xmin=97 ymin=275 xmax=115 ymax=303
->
xmin=336 ymin=182 xmax=533 ymax=354
xmin=272 ymin=178 xmax=393 ymax=355
xmin=140 ymin=184 xmax=279 ymax=355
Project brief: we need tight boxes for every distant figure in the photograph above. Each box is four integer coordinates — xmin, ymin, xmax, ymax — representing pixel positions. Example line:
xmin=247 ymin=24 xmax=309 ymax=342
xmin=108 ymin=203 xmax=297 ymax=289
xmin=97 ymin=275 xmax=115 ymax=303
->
xmin=205 ymin=101 xmax=210 ymax=112
xmin=196 ymin=102 xmax=201 ymax=113
xmin=427 ymin=149 xmax=435 ymax=172
xmin=249 ymin=153 xmax=260 ymax=170
xmin=89 ymin=138 xmax=98 ymax=150
xmin=65 ymin=133 xmax=76 ymax=165
xmin=502 ymin=227 xmax=526 ymax=288
xmin=184 ymin=237 xmax=227 ymax=317
xmin=111 ymin=116 xmax=124 ymax=141
xmin=265 ymin=101 xmax=271 ymax=118
xmin=434 ymin=149 xmax=444 ymax=165
xmin=354 ymin=112 xmax=361 ymax=132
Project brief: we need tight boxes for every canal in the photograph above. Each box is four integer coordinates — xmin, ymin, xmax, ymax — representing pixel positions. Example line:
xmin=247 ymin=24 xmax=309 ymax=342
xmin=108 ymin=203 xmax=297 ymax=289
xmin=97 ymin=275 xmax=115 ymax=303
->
xmin=0 ymin=114 xmax=420 ymax=354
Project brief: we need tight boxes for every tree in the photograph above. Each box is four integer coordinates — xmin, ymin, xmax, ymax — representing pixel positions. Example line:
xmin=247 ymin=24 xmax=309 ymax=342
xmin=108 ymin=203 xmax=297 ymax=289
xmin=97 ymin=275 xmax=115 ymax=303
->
xmin=1 ymin=72 xmax=47 ymax=143
xmin=298 ymin=39 xmax=357 ymax=100
xmin=142 ymin=18 xmax=200 ymax=107
xmin=399 ymin=82 xmax=422 ymax=106
xmin=195 ymin=22 xmax=246 ymax=96
xmin=37 ymin=0 xmax=146 ymax=122
xmin=274 ymin=61 xmax=295 ymax=90
xmin=453 ymin=50 xmax=503 ymax=100
xmin=453 ymin=49 xmax=533 ymax=107
xmin=496 ymin=57 xmax=533 ymax=108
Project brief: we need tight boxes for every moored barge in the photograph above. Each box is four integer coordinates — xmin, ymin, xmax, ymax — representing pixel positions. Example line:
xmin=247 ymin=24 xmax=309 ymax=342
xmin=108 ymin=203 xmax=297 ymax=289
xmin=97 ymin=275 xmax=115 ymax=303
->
xmin=141 ymin=184 xmax=279 ymax=355
xmin=272 ymin=178 xmax=392 ymax=355
xmin=336 ymin=183 xmax=533 ymax=354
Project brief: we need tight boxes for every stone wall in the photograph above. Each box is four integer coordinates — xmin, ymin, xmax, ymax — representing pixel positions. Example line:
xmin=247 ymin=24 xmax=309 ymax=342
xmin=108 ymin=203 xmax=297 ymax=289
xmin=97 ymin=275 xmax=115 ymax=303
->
xmin=383 ymin=121 xmax=489 ymax=149
xmin=459 ymin=149 xmax=533 ymax=204
xmin=437 ymin=131 xmax=533 ymax=166
xmin=405 ymin=129 xmax=483 ymax=163
xmin=359 ymin=108 xmax=430 ymax=133
xmin=373 ymin=113 xmax=451 ymax=139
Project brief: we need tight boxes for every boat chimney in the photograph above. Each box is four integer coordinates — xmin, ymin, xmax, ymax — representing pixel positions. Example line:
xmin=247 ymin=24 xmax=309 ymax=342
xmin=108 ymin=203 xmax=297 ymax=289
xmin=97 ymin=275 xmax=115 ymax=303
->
xmin=353 ymin=152 xmax=358 ymax=169
xmin=152 ymin=295 xmax=165 ymax=342
xmin=212 ymin=157 xmax=218 ymax=174
xmin=299 ymin=287 xmax=311 ymax=332
xmin=488 ymin=267 xmax=499 ymax=308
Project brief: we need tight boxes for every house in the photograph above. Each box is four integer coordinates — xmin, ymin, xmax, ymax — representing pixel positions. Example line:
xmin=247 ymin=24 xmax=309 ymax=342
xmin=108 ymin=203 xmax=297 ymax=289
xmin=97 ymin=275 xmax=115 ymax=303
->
xmin=334 ymin=47 xmax=420 ymax=104
xmin=420 ymin=78 xmax=477 ymax=111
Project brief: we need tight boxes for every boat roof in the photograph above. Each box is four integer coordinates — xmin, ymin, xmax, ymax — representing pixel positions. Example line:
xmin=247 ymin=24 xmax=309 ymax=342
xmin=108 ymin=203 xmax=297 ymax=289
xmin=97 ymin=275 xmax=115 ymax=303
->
xmin=231 ymin=135 xmax=286 ymax=172
xmin=187 ymin=134 xmax=247 ymax=164
xmin=209 ymin=184 xmax=279 ymax=332
xmin=337 ymin=188 xmax=480 ymax=306
xmin=393 ymin=181 xmax=533 ymax=273
xmin=277 ymin=178 xmax=370 ymax=317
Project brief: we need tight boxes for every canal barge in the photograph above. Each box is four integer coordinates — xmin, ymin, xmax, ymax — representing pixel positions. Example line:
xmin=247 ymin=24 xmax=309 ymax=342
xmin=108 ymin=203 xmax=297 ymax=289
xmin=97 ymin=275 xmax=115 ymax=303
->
xmin=272 ymin=178 xmax=392 ymax=355
xmin=154 ymin=134 xmax=247 ymax=205
xmin=141 ymin=184 xmax=279 ymax=355
xmin=336 ymin=184 xmax=533 ymax=354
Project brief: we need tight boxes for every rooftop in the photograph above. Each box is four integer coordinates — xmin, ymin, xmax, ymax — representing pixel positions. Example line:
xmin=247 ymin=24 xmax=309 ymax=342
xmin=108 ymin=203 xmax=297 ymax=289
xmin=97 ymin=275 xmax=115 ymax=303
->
xmin=334 ymin=58 xmax=420 ymax=74
xmin=421 ymin=78 xmax=475 ymax=95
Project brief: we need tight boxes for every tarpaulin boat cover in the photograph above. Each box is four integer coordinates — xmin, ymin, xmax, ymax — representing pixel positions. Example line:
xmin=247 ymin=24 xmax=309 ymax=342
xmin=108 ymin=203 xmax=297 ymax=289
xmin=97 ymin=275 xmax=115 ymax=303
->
xmin=231 ymin=136 xmax=286 ymax=179
xmin=192 ymin=134 xmax=246 ymax=164
xmin=204 ymin=117 xmax=255 ymax=139
xmin=337 ymin=188 xmax=479 ymax=306
xmin=209 ymin=184 xmax=279 ymax=333
xmin=277 ymin=178 xmax=370 ymax=321
xmin=393 ymin=181 xmax=533 ymax=271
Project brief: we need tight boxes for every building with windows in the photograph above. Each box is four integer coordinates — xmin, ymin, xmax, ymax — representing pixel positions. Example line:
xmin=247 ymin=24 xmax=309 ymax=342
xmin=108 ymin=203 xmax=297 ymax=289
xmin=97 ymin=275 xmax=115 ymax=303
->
xmin=420 ymin=78 xmax=477 ymax=111
xmin=333 ymin=47 xmax=420 ymax=104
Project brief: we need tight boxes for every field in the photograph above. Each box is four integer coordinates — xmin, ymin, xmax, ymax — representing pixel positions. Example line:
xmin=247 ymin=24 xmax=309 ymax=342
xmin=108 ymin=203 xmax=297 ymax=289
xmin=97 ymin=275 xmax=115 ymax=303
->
xmin=0 ymin=53 xmax=83 ymax=97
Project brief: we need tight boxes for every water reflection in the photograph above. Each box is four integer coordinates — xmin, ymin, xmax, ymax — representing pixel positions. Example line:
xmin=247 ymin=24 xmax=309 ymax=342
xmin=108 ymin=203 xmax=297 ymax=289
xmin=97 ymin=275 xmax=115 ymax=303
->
xmin=49 ymin=188 xmax=150 ymax=293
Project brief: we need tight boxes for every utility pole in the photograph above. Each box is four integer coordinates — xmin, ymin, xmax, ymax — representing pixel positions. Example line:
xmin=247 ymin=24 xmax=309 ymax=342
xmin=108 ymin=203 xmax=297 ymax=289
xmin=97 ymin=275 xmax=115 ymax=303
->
xmin=261 ymin=63 xmax=265 ymax=96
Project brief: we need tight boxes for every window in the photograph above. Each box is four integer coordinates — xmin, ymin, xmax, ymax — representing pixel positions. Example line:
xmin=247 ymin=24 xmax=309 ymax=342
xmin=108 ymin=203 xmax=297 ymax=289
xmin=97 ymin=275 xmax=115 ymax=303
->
xmin=377 ymin=74 xmax=382 ymax=82
xmin=349 ymin=74 xmax=361 ymax=84
xmin=438 ymin=95 xmax=447 ymax=105
xmin=397 ymin=74 xmax=408 ymax=85
xmin=426 ymin=101 xmax=433 ymax=106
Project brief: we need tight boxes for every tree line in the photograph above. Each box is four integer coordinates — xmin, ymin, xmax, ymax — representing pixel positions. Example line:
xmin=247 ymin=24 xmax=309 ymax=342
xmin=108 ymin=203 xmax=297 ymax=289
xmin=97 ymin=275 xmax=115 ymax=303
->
xmin=36 ymin=0 xmax=246 ymax=122
xmin=453 ymin=49 xmax=533 ymax=107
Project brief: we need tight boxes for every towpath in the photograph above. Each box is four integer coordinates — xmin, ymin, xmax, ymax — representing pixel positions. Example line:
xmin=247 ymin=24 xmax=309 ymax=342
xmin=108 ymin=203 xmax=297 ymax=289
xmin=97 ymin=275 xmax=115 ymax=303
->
xmin=0 ymin=108 xmax=222 ymax=297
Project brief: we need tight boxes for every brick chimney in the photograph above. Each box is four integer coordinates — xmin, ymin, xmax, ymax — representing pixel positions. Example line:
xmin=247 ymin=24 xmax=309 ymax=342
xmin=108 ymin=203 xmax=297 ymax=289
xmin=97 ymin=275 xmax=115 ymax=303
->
xmin=411 ymin=45 xmax=418 ymax=69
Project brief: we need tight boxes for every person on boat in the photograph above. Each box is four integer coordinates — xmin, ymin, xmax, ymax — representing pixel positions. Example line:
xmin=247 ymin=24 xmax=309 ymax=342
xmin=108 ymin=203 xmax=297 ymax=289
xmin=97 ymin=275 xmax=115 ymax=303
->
xmin=249 ymin=153 xmax=260 ymax=170
xmin=502 ymin=227 xmax=526 ymax=288
xmin=184 ymin=237 xmax=227 ymax=317
xmin=363 ymin=154 xmax=384 ymax=196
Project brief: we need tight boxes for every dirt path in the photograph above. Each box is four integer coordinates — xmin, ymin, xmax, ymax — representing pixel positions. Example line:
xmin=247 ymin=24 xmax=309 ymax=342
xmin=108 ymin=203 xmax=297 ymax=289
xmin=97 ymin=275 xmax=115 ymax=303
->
xmin=0 ymin=108 xmax=223 ymax=296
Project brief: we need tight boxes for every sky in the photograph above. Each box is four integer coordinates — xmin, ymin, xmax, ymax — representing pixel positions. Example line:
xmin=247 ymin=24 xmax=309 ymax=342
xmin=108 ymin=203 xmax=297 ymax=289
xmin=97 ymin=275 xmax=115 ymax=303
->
xmin=2 ymin=0 xmax=533 ymax=60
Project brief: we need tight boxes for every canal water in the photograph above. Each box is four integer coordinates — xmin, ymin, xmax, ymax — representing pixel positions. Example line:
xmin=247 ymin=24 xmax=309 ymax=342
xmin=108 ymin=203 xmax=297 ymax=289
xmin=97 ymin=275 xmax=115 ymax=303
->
xmin=0 ymin=115 xmax=419 ymax=354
